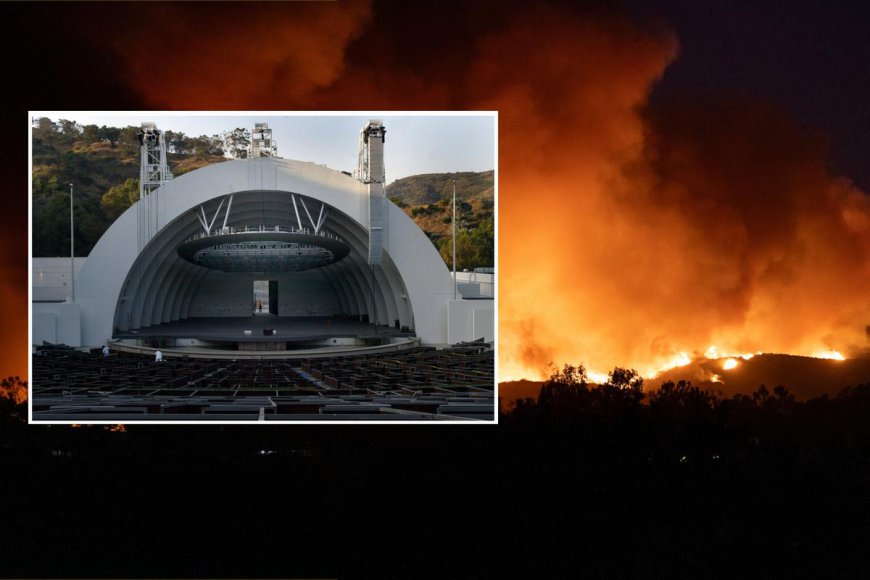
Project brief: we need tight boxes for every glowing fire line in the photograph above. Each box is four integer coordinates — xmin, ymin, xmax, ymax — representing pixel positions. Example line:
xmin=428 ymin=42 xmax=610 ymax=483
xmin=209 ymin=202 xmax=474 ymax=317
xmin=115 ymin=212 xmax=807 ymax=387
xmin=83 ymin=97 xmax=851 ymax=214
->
xmin=501 ymin=342 xmax=849 ymax=384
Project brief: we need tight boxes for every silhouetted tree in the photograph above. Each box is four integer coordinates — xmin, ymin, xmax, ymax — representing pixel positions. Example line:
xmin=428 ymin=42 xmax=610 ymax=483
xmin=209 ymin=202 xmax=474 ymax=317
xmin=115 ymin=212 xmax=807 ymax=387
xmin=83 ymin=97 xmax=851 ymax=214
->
xmin=0 ymin=377 xmax=27 ymax=425
xmin=536 ymin=364 xmax=591 ymax=415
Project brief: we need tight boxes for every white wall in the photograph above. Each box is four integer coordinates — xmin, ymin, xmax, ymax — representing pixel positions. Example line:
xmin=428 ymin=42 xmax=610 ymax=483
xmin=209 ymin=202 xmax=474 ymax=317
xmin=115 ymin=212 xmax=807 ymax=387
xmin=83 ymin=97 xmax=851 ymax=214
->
xmin=454 ymin=271 xmax=494 ymax=298
xmin=447 ymin=299 xmax=495 ymax=344
xmin=32 ymin=258 xmax=87 ymax=302
xmin=32 ymin=302 xmax=82 ymax=346
xmin=473 ymin=308 xmax=494 ymax=343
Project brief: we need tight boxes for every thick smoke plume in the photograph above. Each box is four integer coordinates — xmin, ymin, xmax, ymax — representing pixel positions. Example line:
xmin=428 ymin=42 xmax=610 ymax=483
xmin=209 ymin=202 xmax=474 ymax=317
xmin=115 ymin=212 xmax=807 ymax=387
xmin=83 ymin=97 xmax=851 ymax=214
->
xmin=0 ymin=253 xmax=26 ymax=380
xmin=28 ymin=1 xmax=870 ymax=381
xmin=109 ymin=2 xmax=374 ymax=108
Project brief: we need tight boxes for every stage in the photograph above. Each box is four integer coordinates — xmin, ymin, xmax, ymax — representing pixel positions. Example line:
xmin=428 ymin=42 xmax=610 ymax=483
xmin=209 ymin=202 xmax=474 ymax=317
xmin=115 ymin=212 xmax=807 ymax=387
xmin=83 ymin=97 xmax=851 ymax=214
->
xmin=112 ymin=315 xmax=419 ymax=358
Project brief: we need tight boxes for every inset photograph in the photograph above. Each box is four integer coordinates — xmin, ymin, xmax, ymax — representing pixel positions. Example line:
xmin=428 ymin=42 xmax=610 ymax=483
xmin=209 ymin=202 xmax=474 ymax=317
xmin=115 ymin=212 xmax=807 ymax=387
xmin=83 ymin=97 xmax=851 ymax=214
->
xmin=30 ymin=112 xmax=496 ymax=422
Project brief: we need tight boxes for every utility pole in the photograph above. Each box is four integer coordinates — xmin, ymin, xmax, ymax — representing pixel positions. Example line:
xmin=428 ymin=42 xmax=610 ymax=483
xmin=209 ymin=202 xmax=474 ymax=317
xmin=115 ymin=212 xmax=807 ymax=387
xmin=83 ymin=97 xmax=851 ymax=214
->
xmin=69 ymin=182 xmax=75 ymax=302
xmin=452 ymin=179 xmax=457 ymax=300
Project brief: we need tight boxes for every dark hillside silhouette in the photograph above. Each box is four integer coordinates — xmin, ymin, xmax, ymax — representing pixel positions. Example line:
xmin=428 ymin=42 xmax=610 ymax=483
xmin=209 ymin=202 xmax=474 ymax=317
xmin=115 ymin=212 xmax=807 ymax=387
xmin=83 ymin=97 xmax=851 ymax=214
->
xmin=501 ymin=353 xmax=870 ymax=408
xmin=4 ymin=363 xmax=870 ymax=577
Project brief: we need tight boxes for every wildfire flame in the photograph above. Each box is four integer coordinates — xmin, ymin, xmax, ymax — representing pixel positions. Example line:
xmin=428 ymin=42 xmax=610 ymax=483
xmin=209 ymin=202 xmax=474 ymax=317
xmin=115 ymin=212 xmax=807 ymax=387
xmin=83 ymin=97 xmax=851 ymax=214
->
xmin=722 ymin=358 xmax=740 ymax=370
xmin=587 ymin=371 xmax=611 ymax=385
xmin=811 ymin=350 xmax=846 ymax=361
xmin=543 ymin=344 xmax=853 ymax=387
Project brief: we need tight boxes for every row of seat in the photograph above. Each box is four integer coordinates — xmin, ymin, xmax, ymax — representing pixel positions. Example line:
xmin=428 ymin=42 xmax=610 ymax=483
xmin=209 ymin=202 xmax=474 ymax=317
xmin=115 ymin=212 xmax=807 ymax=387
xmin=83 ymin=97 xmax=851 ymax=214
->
xmin=32 ymin=344 xmax=495 ymax=400
xmin=298 ymin=345 xmax=494 ymax=395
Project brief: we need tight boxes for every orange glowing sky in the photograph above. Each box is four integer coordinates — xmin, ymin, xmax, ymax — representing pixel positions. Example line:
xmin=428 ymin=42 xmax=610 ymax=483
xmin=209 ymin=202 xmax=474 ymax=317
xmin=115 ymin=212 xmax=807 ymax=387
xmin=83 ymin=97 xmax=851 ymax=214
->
xmin=15 ymin=1 xmax=870 ymax=383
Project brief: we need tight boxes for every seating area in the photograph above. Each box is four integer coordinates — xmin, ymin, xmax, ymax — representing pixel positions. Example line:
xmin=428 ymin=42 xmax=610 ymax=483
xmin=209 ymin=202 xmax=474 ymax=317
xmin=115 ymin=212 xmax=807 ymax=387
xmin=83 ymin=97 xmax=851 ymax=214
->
xmin=300 ymin=343 xmax=493 ymax=395
xmin=31 ymin=343 xmax=495 ymax=421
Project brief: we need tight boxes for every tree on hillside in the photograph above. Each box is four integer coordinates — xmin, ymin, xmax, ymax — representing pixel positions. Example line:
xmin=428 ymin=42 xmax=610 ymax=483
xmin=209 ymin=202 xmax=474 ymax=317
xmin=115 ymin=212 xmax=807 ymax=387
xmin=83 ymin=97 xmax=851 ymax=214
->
xmin=33 ymin=116 xmax=54 ymax=134
xmin=33 ymin=191 xmax=73 ymax=256
xmin=118 ymin=126 xmax=142 ymax=154
xmin=437 ymin=217 xmax=494 ymax=270
xmin=470 ymin=217 xmax=494 ymax=267
xmin=100 ymin=125 xmax=122 ymax=147
xmin=101 ymin=178 xmax=139 ymax=221
xmin=82 ymin=124 xmax=101 ymax=144
xmin=191 ymin=135 xmax=224 ymax=156
xmin=224 ymin=128 xmax=250 ymax=159
xmin=57 ymin=119 xmax=81 ymax=140
xmin=33 ymin=171 xmax=110 ymax=257
xmin=456 ymin=200 xmax=473 ymax=229
xmin=164 ymin=130 xmax=188 ymax=154
xmin=438 ymin=229 xmax=477 ymax=270
xmin=33 ymin=175 xmax=63 ymax=200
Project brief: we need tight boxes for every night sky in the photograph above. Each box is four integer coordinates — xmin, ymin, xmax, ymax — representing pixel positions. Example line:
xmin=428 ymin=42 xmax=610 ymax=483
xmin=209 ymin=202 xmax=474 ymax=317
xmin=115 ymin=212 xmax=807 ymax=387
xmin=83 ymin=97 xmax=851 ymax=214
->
xmin=625 ymin=0 xmax=870 ymax=192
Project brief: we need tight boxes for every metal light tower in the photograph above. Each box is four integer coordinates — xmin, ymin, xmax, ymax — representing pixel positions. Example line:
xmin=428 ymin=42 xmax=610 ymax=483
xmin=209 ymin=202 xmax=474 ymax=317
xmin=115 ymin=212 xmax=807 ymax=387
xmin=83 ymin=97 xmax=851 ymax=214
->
xmin=357 ymin=120 xmax=387 ymax=328
xmin=357 ymin=120 xmax=387 ymax=265
xmin=138 ymin=122 xmax=172 ymax=199
xmin=250 ymin=123 xmax=277 ymax=158
xmin=137 ymin=123 xmax=173 ymax=252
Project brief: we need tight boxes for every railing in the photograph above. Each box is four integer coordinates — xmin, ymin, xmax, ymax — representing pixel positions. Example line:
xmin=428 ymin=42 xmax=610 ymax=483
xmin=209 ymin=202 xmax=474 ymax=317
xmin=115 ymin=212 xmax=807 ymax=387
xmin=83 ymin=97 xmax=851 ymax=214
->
xmin=184 ymin=225 xmax=343 ymax=244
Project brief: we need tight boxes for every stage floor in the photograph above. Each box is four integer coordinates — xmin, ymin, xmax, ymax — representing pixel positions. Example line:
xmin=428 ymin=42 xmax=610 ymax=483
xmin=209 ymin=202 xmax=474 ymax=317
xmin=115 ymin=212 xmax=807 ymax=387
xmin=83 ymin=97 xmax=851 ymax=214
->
xmin=116 ymin=316 xmax=412 ymax=343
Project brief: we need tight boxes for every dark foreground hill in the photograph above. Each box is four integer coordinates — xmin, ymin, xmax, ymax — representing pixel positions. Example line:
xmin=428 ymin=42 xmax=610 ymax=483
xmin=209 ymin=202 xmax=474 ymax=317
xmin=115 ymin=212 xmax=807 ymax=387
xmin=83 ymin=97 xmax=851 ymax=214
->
xmin=656 ymin=353 xmax=870 ymax=400
xmin=4 ymin=374 xmax=870 ymax=578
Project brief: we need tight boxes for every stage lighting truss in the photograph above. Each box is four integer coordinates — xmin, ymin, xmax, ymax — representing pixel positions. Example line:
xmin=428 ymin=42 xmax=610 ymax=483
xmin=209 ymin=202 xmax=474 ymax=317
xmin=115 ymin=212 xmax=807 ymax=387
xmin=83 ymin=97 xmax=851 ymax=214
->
xmin=178 ymin=226 xmax=350 ymax=272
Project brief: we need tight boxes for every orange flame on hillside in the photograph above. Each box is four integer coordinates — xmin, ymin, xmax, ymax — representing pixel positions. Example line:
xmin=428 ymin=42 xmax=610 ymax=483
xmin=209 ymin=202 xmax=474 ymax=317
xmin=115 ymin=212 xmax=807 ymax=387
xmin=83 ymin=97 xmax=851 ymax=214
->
xmin=722 ymin=358 xmax=740 ymax=371
xmin=811 ymin=350 xmax=846 ymax=361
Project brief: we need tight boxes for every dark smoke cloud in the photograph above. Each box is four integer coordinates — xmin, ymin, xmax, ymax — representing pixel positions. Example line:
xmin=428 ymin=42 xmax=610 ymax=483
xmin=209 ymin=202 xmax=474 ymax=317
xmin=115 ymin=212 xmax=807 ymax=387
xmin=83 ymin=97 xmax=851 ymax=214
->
xmin=108 ymin=1 xmax=375 ymax=108
xmin=588 ymin=95 xmax=870 ymax=375
xmin=16 ymin=0 xmax=870 ymax=381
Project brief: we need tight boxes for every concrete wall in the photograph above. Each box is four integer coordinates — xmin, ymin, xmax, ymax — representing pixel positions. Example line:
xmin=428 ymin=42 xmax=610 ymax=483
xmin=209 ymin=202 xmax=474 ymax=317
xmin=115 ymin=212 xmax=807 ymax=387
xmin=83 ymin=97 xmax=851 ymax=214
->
xmin=473 ymin=308 xmax=494 ymax=343
xmin=447 ymin=299 xmax=495 ymax=344
xmin=454 ymin=271 xmax=494 ymax=298
xmin=32 ymin=258 xmax=87 ymax=302
xmin=188 ymin=270 xmax=341 ymax=317
xmin=32 ymin=302 xmax=82 ymax=346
